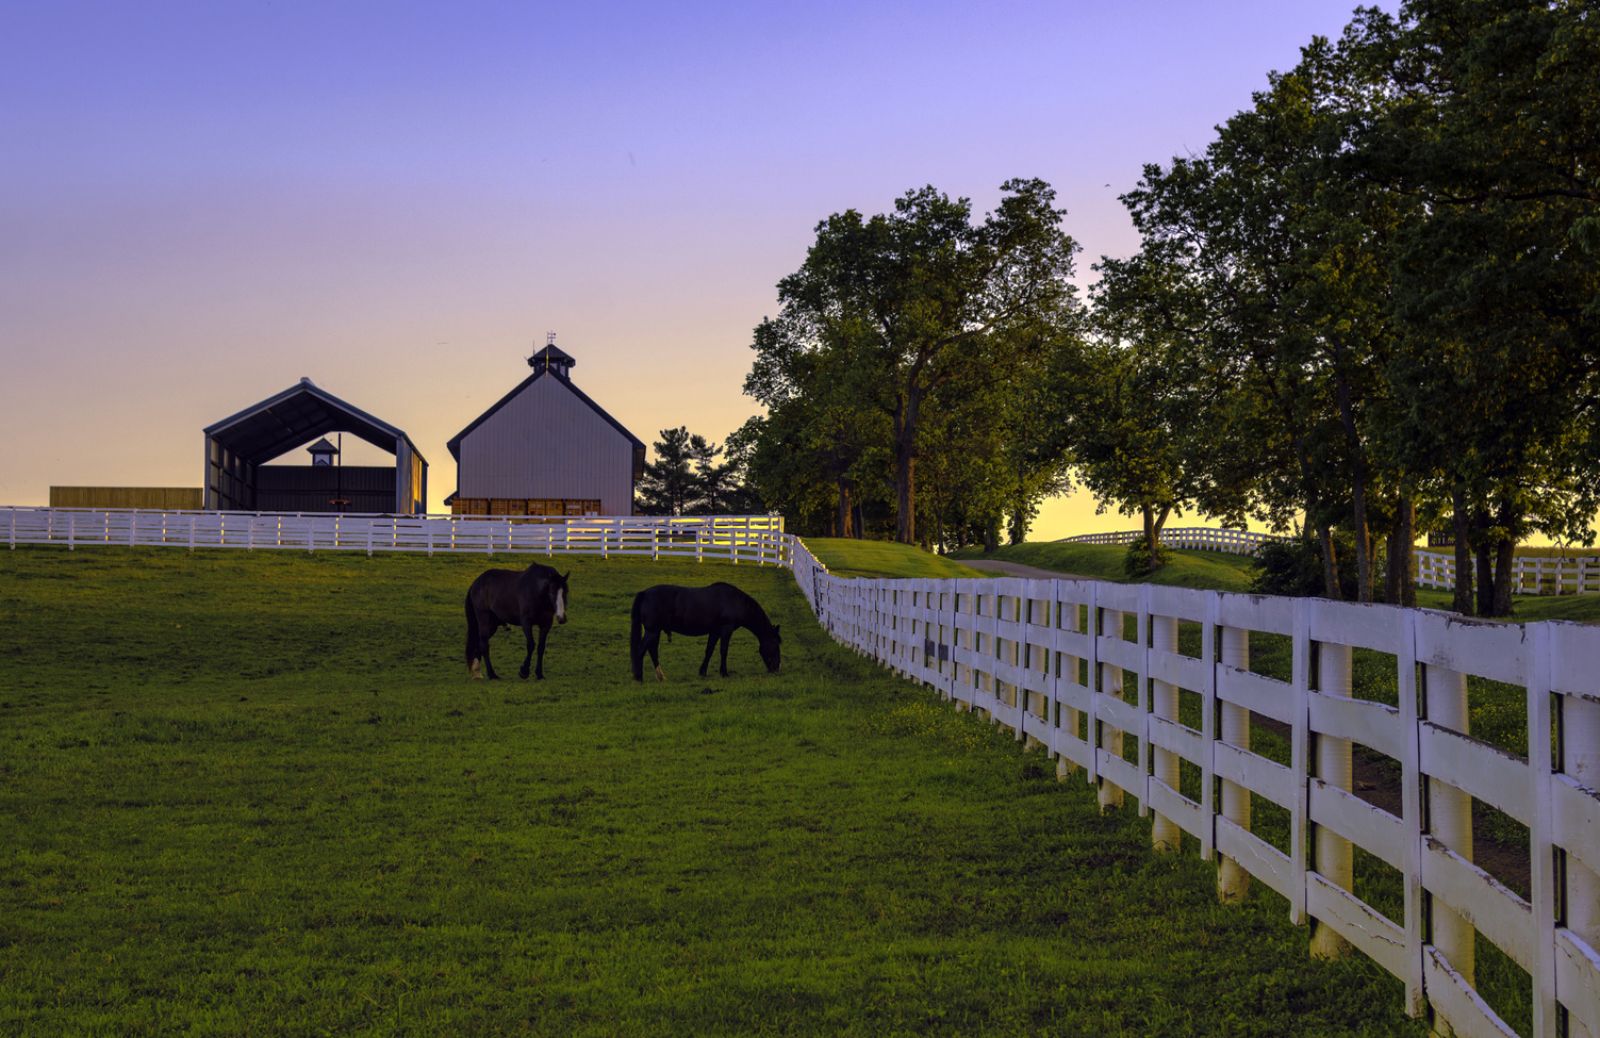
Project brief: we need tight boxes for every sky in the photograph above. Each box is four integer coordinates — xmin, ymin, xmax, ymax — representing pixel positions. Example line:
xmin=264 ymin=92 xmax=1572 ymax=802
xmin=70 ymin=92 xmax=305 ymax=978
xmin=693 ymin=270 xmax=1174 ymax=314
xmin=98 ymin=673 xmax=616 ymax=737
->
xmin=0 ymin=0 xmax=1389 ymax=537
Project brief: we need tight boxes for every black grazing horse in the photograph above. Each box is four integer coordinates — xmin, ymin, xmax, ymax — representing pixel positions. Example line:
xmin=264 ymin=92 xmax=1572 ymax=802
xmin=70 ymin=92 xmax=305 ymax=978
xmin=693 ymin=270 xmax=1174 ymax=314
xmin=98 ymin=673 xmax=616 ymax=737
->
xmin=464 ymin=562 xmax=569 ymax=680
xmin=630 ymin=582 xmax=781 ymax=682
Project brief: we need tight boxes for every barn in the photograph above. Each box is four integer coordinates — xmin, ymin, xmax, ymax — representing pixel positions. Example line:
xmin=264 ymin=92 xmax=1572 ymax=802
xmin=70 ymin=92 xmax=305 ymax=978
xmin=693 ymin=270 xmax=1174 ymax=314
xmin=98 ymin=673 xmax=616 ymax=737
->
xmin=447 ymin=343 xmax=645 ymax=517
xmin=203 ymin=378 xmax=427 ymax=514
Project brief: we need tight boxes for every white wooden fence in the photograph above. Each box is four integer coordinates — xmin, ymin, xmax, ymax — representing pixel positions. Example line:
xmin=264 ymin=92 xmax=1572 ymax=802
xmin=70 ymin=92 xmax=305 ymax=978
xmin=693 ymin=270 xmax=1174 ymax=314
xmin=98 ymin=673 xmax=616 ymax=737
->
xmin=789 ymin=536 xmax=1600 ymax=1038
xmin=0 ymin=507 xmax=789 ymax=566
xmin=9 ymin=505 xmax=1600 ymax=1035
xmin=1065 ymin=526 xmax=1600 ymax=596
xmin=1061 ymin=526 xmax=1288 ymax=554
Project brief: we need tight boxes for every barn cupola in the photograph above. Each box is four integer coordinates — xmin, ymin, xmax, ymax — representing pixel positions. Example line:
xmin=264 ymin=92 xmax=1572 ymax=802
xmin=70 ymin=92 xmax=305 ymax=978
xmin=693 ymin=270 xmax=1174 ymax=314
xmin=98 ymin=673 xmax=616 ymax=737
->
xmin=529 ymin=336 xmax=575 ymax=381
xmin=306 ymin=437 xmax=339 ymax=467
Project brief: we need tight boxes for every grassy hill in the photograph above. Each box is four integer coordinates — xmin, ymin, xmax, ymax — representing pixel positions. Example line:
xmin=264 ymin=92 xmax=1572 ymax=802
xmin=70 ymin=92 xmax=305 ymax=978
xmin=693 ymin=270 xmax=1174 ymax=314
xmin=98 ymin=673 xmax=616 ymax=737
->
xmin=955 ymin=541 xmax=1600 ymax=624
xmin=952 ymin=541 xmax=1256 ymax=591
xmin=0 ymin=545 xmax=1421 ymax=1036
xmin=802 ymin=536 xmax=990 ymax=578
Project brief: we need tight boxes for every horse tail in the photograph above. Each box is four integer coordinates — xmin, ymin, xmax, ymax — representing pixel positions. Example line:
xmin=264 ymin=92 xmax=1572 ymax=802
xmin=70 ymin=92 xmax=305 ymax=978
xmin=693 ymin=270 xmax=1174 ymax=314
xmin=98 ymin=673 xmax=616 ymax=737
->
xmin=630 ymin=593 xmax=645 ymax=681
xmin=465 ymin=594 xmax=481 ymax=675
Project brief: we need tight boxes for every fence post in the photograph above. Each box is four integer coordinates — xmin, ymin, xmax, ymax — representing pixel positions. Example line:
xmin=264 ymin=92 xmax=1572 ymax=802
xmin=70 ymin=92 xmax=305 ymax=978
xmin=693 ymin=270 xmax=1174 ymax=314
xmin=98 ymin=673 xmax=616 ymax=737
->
xmin=1097 ymin=604 xmax=1125 ymax=813
xmin=1058 ymin=582 xmax=1084 ymax=781
xmin=8 ymin=508 xmax=14 ymax=549
xmin=1150 ymin=606 xmax=1180 ymax=852
xmin=1562 ymin=651 xmax=1600 ymax=1038
xmin=1424 ymin=663 xmax=1474 ymax=997
xmin=130 ymin=511 xmax=139 ymax=548
xmin=367 ymin=521 xmax=374 ymax=557
xmin=1217 ymin=620 xmax=1252 ymax=901
xmin=1290 ymin=598 xmax=1311 ymax=926
xmin=1310 ymin=633 xmax=1354 ymax=960
xmin=188 ymin=514 xmax=196 ymax=553
xmin=68 ymin=512 xmax=75 ymax=551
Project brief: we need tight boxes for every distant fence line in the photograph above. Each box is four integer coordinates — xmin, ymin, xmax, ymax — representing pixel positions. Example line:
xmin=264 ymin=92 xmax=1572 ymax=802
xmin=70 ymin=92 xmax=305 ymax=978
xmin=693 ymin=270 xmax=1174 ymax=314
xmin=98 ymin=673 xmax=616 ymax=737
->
xmin=1060 ymin=526 xmax=1600 ymax=596
xmin=1 ymin=507 xmax=788 ymax=565
xmin=8 ymin=505 xmax=1600 ymax=1036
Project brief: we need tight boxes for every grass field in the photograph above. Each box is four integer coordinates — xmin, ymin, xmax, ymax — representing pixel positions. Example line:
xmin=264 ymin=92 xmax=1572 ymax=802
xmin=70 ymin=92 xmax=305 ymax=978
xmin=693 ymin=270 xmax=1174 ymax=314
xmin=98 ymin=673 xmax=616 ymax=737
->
xmin=953 ymin=540 xmax=1600 ymax=624
xmin=804 ymin=537 xmax=990 ymax=579
xmin=0 ymin=545 xmax=1427 ymax=1036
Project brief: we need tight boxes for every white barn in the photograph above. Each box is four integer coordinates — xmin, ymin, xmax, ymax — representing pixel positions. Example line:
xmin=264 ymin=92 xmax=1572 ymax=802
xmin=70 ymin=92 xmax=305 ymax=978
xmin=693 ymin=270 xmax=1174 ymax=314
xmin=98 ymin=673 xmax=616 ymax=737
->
xmin=446 ymin=344 xmax=645 ymax=517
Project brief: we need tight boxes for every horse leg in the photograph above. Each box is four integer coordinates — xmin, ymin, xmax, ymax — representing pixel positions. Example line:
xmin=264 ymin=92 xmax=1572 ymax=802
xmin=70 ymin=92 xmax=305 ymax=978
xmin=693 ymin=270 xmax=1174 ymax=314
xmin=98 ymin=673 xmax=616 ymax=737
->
xmin=699 ymin=634 xmax=717 ymax=678
xmin=719 ymin=627 xmax=733 ymax=677
xmin=519 ymin=623 xmax=535 ymax=679
xmin=481 ymin=625 xmax=500 ymax=680
xmin=648 ymin=630 xmax=666 ymax=682
xmin=534 ymin=622 xmax=549 ymax=679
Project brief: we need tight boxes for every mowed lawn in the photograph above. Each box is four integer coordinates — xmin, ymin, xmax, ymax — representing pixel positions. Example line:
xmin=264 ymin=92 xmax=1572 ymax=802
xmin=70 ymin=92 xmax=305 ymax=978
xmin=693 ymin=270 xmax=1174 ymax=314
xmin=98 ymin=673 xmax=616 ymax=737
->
xmin=0 ymin=547 xmax=1420 ymax=1036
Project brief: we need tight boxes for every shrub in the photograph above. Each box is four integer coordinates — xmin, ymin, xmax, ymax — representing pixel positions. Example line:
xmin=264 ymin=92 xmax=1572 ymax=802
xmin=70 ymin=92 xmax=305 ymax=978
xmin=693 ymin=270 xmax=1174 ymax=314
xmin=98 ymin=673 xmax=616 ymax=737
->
xmin=1250 ymin=535 xmax=1359 ymax=599
xmin=1123 ymin=538 xmax=1170 ymax=578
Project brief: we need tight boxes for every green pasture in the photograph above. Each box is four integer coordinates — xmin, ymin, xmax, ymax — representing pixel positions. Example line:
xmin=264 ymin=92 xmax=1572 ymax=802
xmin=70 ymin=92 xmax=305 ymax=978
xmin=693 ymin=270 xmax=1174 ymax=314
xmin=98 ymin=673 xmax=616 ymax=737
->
xmin=804 ymin=537 xmax=990 ymax=579
xmin=952 ymin=541 xmax=1600 ymax=624
xmin=0 ymin=545 xmax=1424 ymax=1036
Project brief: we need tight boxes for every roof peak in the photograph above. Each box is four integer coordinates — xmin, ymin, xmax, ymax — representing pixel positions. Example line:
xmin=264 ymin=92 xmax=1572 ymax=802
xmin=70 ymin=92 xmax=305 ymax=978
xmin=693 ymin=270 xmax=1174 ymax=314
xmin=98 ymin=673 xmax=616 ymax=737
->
xmin=529 ymin=342 xmax=575 ymax=375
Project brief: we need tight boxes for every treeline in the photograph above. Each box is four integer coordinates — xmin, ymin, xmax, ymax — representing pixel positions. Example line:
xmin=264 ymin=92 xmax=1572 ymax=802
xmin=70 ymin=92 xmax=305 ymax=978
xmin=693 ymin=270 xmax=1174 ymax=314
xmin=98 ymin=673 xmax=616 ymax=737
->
xmin=731 ymin=0 xmax=1599 ymax=617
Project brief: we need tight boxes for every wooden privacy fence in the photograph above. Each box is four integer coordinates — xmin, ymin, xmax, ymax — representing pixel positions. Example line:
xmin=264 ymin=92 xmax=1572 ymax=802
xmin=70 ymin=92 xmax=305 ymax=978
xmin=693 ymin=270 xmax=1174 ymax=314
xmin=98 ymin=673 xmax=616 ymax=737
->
xmin=1063 ymin=526 xmax=1600 ymax=596
xmin=788 ymin=537 xmax=1600 ymax=1038
xmin=1 ymin=508 xmax=789 ymax=566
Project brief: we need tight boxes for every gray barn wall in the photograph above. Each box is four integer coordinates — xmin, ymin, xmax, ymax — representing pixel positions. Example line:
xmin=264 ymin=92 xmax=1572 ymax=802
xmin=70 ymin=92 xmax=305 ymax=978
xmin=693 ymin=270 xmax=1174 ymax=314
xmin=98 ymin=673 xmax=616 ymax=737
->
xmin=457 ymin=377 xmax=635 ymax=514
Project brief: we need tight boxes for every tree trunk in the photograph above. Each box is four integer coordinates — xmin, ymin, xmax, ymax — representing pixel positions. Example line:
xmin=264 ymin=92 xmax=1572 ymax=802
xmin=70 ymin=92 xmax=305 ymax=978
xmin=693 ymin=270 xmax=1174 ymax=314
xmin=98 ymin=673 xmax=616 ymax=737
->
xmin=1492 ymin=537 xmax=1515 ymax=618
xmin=1451 ymin=486 xmax=1473 ymax=615
xmin=1335 ymin=360 xmax=1372 ymax=602
xmin=1318 ymin=524 xmax=1342 ymax=600
xmin=983 ymin=520 xmax=999 ymax=555
xmin=835 ymin=478 xmax=854 ymax=540
xmin=1389 ymin=495 xmax=1415 ymax=608
xmin=892 ymin=389 xmax=922 ymax=544
xmin=1475 ymin=539 xmax=1495 ymax=618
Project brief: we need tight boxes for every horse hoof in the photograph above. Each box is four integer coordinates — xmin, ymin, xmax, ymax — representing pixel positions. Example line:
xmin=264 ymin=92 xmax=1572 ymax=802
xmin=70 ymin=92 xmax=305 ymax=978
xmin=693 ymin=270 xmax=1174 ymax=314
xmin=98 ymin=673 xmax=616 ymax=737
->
xmin=655 ymin=666 xmax=667 ymax=682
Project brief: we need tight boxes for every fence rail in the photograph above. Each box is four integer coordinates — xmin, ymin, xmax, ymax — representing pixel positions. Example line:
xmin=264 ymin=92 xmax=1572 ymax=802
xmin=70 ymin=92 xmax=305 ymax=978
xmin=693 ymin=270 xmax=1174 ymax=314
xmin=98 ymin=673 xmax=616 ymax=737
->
xmin=8 ymin=505 xmax=1599 ymax=1036
xmin=1063 ymin=526 xmax=1600 ymax=596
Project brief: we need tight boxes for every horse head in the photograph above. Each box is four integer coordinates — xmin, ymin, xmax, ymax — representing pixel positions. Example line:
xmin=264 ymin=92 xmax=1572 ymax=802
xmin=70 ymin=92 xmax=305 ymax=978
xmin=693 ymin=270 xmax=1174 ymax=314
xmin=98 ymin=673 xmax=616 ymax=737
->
xmin=759 ymin=624 xmax=781 ymax=673
xmin=553 ymin=571 xmax=570 ymax=624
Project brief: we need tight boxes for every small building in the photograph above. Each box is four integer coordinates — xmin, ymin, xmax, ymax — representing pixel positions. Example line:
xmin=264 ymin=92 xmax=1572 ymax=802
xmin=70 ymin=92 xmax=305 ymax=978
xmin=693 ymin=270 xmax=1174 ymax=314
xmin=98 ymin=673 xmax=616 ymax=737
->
xmin=447 ymin=342 xmax=644 ymax=516
xmin=203 ymin=378 xmax=427 ymax=514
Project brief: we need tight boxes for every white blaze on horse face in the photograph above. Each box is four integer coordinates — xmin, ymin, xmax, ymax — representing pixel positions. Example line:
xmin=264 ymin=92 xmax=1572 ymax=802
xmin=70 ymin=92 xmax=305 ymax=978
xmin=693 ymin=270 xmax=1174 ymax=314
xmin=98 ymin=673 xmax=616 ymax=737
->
xmin=555 ymin=588 xmax=567 ymax=624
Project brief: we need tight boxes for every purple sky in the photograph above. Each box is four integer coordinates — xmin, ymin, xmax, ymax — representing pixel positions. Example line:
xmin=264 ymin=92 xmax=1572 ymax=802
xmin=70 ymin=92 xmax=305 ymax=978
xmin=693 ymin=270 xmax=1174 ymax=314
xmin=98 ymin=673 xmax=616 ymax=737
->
xmin=0 ymin=1 xmax=1386 ymax=535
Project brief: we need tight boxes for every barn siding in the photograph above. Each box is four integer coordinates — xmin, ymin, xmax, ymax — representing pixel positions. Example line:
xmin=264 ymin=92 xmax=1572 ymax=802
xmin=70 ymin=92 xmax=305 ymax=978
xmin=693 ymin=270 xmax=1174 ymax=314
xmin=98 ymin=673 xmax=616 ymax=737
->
xmin=457 ymin=377 xmax=635 ymax=514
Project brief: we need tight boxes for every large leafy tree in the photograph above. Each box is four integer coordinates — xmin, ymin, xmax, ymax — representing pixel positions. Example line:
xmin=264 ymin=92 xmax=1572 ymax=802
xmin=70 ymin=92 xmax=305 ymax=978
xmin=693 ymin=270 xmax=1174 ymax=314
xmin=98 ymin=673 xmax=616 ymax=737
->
xmin=1373 ymin=0 xmax=1600 ymax=614
xmin=755 ymin=179 xmax=1080 ymax=543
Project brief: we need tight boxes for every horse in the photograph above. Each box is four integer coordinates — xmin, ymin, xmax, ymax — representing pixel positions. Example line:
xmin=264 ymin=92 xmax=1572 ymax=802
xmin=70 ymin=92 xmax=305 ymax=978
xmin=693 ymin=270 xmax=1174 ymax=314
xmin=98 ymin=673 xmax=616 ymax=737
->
xmin=630 ymin=582 xmax=781 ymax=682
xmin=464 ymin=562 xmax=569 ymax=680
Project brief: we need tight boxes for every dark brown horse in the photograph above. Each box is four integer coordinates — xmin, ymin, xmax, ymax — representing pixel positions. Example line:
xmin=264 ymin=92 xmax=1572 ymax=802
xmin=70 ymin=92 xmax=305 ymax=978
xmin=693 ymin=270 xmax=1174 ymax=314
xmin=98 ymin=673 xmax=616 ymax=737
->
xmin=464 ymin=562 xmax=569 ymax=680
xmin=630 ymin=582 xmax=780 ymax=682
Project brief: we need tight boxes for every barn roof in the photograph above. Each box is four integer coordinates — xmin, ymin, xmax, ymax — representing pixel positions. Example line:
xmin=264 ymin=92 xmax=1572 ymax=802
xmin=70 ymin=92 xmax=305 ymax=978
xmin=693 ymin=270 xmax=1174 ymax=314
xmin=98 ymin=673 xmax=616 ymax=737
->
xmin=204 ymin=378 xmax=426 ymax=465
xmin=447 ymin=366 xmax=645 ymax=460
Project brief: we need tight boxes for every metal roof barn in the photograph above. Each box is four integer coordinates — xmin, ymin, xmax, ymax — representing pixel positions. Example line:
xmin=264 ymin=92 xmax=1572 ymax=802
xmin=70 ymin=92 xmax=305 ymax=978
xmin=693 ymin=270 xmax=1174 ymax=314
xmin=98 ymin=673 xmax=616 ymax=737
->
xmin=447 ymin=344 xmax=644 ymax=516
xmin=202 ymin=378 xmax=427 ymax=514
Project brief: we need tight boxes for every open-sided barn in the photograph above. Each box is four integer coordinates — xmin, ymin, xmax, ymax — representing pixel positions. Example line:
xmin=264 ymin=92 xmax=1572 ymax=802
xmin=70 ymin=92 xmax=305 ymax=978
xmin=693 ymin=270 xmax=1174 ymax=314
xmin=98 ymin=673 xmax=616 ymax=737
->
xmin=447 ymin=344 xmax=644 ymax=517
xmin=203 ymin=378 xmax=427 ymax=514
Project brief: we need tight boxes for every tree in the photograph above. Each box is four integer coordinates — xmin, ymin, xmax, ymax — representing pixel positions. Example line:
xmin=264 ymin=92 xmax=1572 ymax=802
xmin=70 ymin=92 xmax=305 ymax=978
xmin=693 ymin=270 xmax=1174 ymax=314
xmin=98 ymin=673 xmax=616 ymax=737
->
xmin=635 ymin=427 xmax=698 ymax=516
xmin=756 ymin=179 xmax=1080 ymax=543
xmin=1373 ymin=0 xmax=1600 ymax=614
